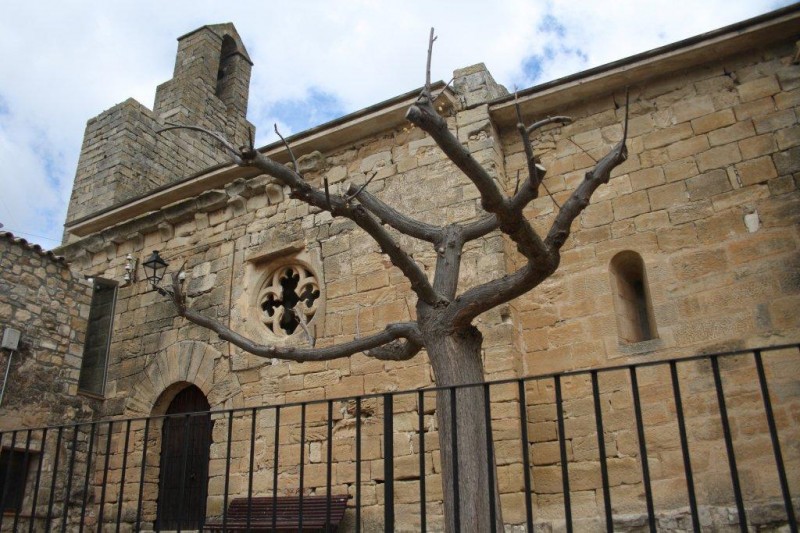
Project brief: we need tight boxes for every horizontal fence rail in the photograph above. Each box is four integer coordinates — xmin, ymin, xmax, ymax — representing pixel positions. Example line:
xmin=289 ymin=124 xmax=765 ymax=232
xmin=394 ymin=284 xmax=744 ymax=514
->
xmin=0 ymin=344 xmax=798 ymax=532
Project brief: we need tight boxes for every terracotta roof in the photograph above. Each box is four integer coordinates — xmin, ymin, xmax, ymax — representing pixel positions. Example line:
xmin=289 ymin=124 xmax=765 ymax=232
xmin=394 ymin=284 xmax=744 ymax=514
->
xmin=0 ymin=231 xmax=68 ymax=265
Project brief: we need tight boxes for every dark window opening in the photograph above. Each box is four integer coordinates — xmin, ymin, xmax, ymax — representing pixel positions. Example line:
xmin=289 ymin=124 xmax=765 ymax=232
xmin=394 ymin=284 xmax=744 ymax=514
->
xmin=78 ymin=278 xmax=117 ymax=395
xmin=610 ymin=251 xmax=657 ymax=344
xmin=0 ymin=448 xmax=34 ymax=513
xmin=215 ymin=35 xmax=237 ymax=98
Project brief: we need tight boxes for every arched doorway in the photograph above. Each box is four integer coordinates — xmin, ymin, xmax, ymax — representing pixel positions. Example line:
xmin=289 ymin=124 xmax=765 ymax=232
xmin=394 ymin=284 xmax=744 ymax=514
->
xmin=156 ymin=385 xmax=212 ymax=530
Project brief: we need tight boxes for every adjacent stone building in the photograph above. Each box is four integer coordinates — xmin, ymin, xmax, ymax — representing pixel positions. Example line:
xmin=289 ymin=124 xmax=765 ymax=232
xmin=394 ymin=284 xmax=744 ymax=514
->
xmin=1 ymin=7 xmax=798 ymax=531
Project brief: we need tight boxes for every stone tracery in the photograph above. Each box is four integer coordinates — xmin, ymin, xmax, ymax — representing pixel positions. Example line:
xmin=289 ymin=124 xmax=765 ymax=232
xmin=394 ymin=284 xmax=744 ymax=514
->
xmin=258 ymin=265 xmax=320 ymax=336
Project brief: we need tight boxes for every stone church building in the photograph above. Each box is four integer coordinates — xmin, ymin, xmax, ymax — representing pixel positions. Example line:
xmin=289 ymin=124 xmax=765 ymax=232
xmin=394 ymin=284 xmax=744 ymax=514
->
xmin=1 ymin=8 xmax=798 ymax=532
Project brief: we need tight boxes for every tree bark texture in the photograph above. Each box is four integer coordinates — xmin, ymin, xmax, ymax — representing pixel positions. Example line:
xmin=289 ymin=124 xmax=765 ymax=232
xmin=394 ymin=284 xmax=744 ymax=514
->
xmin=423 ymin=324 xmax=504 ymax=532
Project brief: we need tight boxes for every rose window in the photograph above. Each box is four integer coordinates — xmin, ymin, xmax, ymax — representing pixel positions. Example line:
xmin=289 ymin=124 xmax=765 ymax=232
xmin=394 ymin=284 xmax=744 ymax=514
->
xmin=259 ymin=265 xmax=321 ymax=336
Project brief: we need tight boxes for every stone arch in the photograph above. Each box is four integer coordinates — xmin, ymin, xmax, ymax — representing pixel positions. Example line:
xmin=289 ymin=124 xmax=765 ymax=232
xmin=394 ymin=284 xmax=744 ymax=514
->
xmin=125 ymin=340 xmax=244 ymax=417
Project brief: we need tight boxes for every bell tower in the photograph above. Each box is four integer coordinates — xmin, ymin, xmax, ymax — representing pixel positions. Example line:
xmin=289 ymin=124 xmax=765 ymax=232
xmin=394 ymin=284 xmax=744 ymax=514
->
xmin=63 ymin=23 xmax=255 ymax=241
xmin=153 ymin=23 xmax=253 ymax=143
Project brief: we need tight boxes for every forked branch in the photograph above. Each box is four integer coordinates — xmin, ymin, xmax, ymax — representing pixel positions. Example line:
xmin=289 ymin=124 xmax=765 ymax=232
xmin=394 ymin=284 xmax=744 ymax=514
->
xmin=444 ymin=91 xmax=630 ymax=327
xmin=546 ymin=89 xmax=630 ymax=250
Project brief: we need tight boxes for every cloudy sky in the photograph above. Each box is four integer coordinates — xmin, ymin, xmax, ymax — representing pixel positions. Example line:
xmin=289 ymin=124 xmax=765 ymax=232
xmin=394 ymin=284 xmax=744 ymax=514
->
xmin=0 ymin=1 xmax=791 ymax=249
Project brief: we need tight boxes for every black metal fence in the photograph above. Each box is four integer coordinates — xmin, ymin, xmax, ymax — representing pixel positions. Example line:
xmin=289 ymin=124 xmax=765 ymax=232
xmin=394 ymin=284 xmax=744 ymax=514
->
xmin=1 ymin=344 xmax=798 ymax=532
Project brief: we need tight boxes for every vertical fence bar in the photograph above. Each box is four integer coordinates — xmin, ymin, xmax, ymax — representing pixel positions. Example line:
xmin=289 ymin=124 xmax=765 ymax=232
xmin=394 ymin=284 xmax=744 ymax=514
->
xmin=0 ymin=431 xmax=17 ymax=530
xmin=517 ymin=380 xmax=534 ymax=531
xmin=272 ymin=406 xmax=280 ymax=532
xmin=555 ymin=375 xmax=573 ymax=532
xmin=669 ymin=361 xmax=700 ymax=533
xmin=78 ymin=423 xmax=97 ymax=532
xmin=711 ymin=356 xmax=747 ymax=533
xmin=223 ymin=410 xmax=233 ymax=531
xmin=14 ymin=429 xmax=33 ymax=532
xmin=155 ymin=419 xmax=168 ymax=533
xmin=384 ymin=393 xmax=395 ymax=532
xmin=246 ymin=407 xmax=257 ymax=531
xmin=45 ymin=426 xmax=64 ymax=533
xmin=355 ymin=397 xmax=362 ymax=533
xmin=29 ymin=427 xmax=48 ymax=533
xmin=115 ymin=419 xmax=132 ymax=533
xmin=0 ymin=432 xmax=5 ymax=528
xmin=753 ymin=349 xmax=797 ymax=531
xmin=61 ymin=426 xmax=80 ymax=532
xmin=418 ymin=390 xmax=426 ymax=532
xmin=449 ymin=387 xmax=460 ymax=533
xmin=200 ymin=411 xmax=211 ymax=533
xmin=299 ymin=403 xmax=306 ymax=531
xmin=135 ymin=418 xmax=150 ymax=533
xmin=591 ymin=371 xmax=613 ymax=531
xmin=176 ymin=415 xmax=191 ymax=533
xmin=483 ymin=383 xmax=497 ymax=533
xmin=326 ymin=400 xmax=333 ymax=532
xmin=629 ymin=366 xmax=656 ymax=533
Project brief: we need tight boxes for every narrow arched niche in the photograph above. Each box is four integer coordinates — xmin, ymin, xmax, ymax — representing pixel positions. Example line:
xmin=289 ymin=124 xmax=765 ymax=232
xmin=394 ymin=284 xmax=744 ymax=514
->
xmin=215 ymin=35 xmax=238 ymax=99
xmin=609 ymin=251 xmax=657 ymax=344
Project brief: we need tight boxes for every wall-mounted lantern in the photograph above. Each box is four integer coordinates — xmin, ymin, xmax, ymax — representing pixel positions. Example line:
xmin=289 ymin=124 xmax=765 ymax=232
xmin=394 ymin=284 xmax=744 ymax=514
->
xmin=142 ymin=250 xmax=169 ymax=292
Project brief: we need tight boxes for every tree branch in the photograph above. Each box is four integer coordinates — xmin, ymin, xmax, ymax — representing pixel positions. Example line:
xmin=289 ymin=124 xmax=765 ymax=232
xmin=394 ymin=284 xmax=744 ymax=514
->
xmin=433 ymin=88 xmax=628 ymax=328
xmin=343 ymin=170 xmax=379 ymax=202
xmin=425 ymin=27 xmax=437 ymax=93
xmin=407 ymin=95 xmax=550 ymax=262
xmin=545 ymin=90 xmax=630 ymax=251
xmin=514 ymin=92 xmax=542 ymax=197
xmin=157 ymin=123 xmax=243 ymax=162
xmin=166 ymin=125 xmax=443 ymax=305
xmin=169 ymin=272 xmax=422 ymax=362
xmin=526 ymin=116 xmax=572 ymax=134
xmin=366 ymin=338 xmax=424 ymax=361
xmin=444 ymin=259 xmax=558 ymax=329
xmin=407 ymin=99 xmax=507 ymax=213
xmin=461 ymin=215 xmax=498 ymax=241
xmin=349 ymin=185 xmax=442 ymax=243
xmin=274 ymin=124 xmax=299 ymax=174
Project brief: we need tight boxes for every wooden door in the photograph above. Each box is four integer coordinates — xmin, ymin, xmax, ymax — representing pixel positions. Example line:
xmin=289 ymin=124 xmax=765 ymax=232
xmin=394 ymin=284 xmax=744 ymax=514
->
xmin=156 ymin=385 xmax=212 ymax=530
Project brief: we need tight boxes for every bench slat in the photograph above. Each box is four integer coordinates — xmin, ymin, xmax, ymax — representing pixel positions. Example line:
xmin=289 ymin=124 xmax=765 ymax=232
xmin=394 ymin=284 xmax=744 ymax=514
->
xmin=205 ymin=496 xmax=350 ymax=532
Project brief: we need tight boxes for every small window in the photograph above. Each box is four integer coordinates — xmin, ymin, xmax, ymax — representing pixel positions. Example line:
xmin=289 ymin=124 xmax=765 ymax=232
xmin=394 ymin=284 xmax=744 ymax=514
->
xmin=0 ymin=448 xmax=34 ymax=513
xmin=610 ymin=251 xmax=657 ymax=344
xmin=78 ymin=278 xmax=117 ymax=395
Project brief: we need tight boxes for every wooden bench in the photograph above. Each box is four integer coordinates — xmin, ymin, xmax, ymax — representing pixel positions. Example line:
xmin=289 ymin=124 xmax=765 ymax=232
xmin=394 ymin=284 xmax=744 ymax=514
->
xmin=204 ymin=495 xmax=350 ymax=532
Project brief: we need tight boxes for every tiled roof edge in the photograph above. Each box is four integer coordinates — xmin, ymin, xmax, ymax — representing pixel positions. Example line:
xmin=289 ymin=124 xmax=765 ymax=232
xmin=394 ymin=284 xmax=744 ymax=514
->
xmin=0 ymin=231 xmax=69 ymax=266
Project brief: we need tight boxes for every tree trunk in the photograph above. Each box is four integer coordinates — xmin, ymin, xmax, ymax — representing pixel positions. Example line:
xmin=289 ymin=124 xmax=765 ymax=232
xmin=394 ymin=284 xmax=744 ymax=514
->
xmin=424 ymin=325 xmax=504 ymax=533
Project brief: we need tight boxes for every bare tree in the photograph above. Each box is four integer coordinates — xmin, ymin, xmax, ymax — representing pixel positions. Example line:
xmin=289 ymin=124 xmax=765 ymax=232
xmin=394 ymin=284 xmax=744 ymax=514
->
xmin=161 ymin=29 xmax=629 ymax=532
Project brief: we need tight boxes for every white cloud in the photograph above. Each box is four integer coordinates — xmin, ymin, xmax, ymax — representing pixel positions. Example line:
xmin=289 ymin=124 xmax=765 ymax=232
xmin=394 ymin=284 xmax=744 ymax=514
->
xmin=0 ymin=0 xmax=789 ymax=248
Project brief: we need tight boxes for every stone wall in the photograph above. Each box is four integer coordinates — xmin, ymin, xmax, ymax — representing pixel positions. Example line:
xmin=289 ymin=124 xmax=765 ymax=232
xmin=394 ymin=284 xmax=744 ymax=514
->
xmin=495 ymin=35 xmax=800 ymax=528
xmin=0 ymin=233 xmax=101 ymax=531
xmin=0 ymin=232 xmax=98 ymax=429
xmin=503 ymin=39 xmax=799 ymax=373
